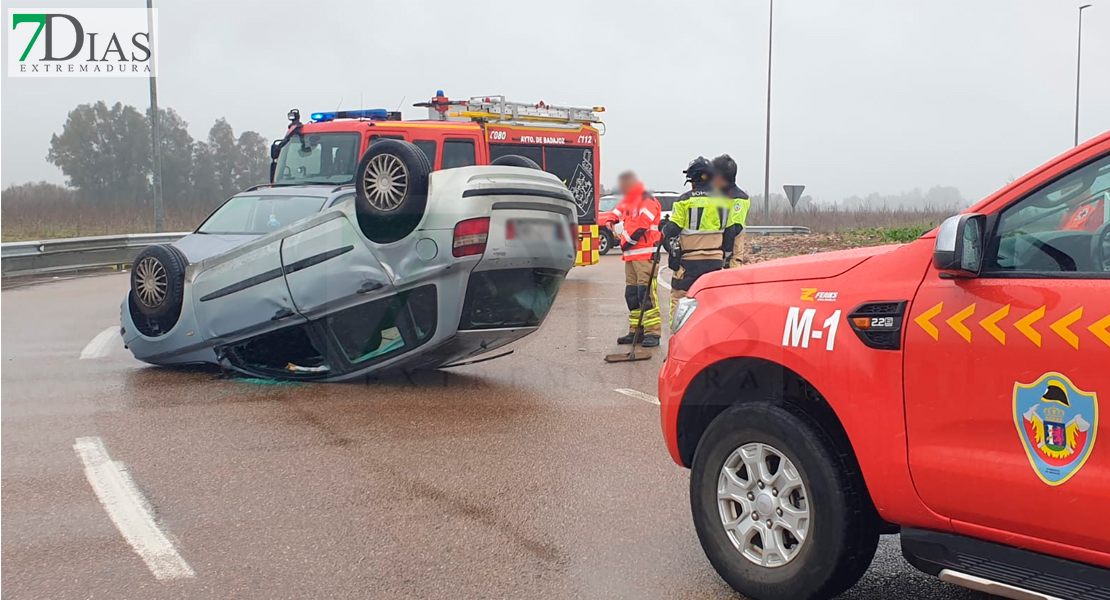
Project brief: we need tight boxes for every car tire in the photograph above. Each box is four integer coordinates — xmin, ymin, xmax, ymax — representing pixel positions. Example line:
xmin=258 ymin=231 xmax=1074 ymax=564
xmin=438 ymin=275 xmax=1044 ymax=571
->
xmin=690 ymin=402 xmax=879 ymax=600
xmin=130 ymin=244 xmax=187 ymax=333
xmin=490 ymin=154 xmax=542 ymax=170
xmin=598 ymin=229 xmax=613 ymax=255
xmin=355 ymin=139 xmax=432 ymax=243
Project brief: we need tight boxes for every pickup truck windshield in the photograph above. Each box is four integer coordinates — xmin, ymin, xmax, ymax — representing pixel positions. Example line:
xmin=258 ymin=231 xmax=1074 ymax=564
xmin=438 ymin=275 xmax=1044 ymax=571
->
xmin=275 ymin=132 xmax=361 ymax=184
xmin=197 ymin=195 xmax=327 ymax=234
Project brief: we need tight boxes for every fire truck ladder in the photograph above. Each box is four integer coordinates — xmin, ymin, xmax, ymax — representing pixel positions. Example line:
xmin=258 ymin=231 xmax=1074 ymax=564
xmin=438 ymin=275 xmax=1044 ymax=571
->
xmin=457 ymin=96 xmax=604 ymax=124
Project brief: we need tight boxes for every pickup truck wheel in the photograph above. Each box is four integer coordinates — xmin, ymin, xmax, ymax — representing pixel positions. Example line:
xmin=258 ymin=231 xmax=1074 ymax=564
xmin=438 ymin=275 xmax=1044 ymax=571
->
xmin=355 ymin=139 xmax=431 ymax=243
xmin=691 ymin=402 xmax=879 ymax=600
xmin=598 ymin=229 xmax=612 ymax=255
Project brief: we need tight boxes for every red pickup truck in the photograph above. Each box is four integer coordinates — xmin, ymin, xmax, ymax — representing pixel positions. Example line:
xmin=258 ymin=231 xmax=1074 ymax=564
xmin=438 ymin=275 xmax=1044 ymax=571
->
xmin=660 ymin=132 xmax=1110 ymax=600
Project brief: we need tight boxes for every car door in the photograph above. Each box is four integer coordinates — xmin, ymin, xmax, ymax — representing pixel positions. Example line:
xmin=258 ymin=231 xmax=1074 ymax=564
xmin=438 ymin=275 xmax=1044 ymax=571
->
xmin=192 ymin=234 xmax=305 ymax=340
xmin=903 ymin=149 xmax=1110 ymax=554
xmin=280 ymin=206 xmax=396 ymax=320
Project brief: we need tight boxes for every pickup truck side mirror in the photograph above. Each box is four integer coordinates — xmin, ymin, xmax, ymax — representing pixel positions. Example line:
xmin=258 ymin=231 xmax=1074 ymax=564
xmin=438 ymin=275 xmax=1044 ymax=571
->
xmin=1095 ymin=223 xmax=1110 ymax=273
xmin=933 ymin=213 xmax=986 ymax=277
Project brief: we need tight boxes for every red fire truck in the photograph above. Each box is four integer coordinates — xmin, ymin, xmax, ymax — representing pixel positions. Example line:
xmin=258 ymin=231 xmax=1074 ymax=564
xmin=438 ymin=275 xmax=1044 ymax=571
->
xmin=269 ymin=92 xmax=605 ymax=266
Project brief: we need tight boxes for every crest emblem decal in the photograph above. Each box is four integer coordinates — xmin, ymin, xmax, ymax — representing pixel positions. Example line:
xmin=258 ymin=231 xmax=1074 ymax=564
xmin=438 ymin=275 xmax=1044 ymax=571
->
xmin=1013 ymin=372 xmax=1098 ymax=486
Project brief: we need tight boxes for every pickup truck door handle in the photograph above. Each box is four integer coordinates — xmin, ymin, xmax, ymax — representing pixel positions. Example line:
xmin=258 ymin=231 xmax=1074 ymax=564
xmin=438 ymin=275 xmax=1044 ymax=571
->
xmin=357 ymin=280 xmax=385 ymax=294
xmin=271 ymin=307 xmax=296 ymax=321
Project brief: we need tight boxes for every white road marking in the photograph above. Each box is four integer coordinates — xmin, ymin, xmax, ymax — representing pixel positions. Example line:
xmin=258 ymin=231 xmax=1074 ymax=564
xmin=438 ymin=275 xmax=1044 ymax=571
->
xmin=72 ymin=437 xmax=195 ymax=580
xmin=614 ymin=388 xmax=660 ymax=405
xmin=80 ymin=327 xmax=119 ymax=359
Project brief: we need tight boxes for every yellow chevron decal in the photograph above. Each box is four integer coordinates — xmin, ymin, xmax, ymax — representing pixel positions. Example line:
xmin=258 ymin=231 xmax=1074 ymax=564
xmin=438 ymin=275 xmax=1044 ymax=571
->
xmin=914 ymin=302 xmax=944 ymax=341
xmin=945 ymin=303 xmax=976 ymax=343
xmin=979 ymin=304 xmax=1010 ymax=345
xmin=1049 ymin=307 xmax=1083 ymax=349
xmin=1014 ymin=306 xmax=1046 ymax=347
xmin=1089 ymin=312 xmax=1110 ymax=348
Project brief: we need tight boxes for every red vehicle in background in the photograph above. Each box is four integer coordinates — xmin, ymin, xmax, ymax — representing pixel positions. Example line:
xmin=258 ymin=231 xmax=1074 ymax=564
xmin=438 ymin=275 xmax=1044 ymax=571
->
xmin=269 ymin=92 xmax=606 ymax=267
xmin=660 ymin=132 xmax=1110 ymax=600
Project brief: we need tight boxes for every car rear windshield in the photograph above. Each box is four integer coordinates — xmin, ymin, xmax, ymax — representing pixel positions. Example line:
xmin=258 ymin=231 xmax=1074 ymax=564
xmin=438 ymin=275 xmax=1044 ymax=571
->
xmin=275 ymin=132 xmax=361 ymax=184
xmin=458 ymin=268 xmax=564 ymax=330
xmin=326 ymin=285 xmax=438 ymax=366
xmin=197 ymin=195 xmax=326 ymax=234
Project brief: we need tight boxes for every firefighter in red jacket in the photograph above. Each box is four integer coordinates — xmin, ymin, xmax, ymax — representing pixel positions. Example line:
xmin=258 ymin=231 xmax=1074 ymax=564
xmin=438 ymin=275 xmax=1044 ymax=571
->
xmin=613 ymin=171 xmax=663 ymax=347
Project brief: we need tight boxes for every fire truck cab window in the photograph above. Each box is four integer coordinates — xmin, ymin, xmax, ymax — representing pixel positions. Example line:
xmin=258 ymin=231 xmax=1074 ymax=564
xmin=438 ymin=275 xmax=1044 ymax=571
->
xmin=490 ymin=143 xmax=542 ymax=166
xmin=442 ymin=139 xmax=476 ymax=170
xmin=414 ymin=140 xmax=437 ymax=167
xmin=274 ymin=132 xmax=361 ymax=184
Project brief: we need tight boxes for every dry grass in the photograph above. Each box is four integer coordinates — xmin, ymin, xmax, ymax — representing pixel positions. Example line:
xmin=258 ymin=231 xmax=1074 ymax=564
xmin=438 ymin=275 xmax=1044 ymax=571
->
xmin=739 ymin=230 xmax=925 ymax=265
xmin=2 ymin=203 xmax=214 ymax=241
xmin=746 ymin=204 xmax=954 ymax=233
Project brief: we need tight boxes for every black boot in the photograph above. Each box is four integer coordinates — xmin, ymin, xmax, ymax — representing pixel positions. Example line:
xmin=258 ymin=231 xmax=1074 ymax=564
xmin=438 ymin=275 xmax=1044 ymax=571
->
xmin=641 ymin=335 xmax=660 ymax=348
xmin=617 ymin=330 xmax=642 ymax=345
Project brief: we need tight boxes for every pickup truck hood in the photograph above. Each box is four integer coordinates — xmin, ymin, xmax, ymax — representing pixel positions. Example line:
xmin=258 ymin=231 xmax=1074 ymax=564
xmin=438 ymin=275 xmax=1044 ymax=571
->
xmin=690 ymin=243 xmax=903 ymax=293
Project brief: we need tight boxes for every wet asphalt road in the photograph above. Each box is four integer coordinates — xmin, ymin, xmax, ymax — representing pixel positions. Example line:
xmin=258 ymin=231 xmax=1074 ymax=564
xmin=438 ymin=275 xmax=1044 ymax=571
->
xmin=0 ymin=256 xmax=986 ymax=599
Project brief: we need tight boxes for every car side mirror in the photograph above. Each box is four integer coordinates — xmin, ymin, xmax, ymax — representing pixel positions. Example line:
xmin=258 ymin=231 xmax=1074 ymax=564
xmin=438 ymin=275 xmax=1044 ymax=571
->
xmin=933 ymin=213 xmax=986 ymax=277
xmin=270 ymin=140 xmax=284 ymax=161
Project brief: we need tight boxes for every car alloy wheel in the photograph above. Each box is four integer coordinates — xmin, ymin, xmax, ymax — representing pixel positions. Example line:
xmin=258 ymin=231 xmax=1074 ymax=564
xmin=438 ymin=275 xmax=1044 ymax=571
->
xmin=717 ymin=442 xmax=811 ymax=568
xmin=598 ymin=232 xmax=610 ymax=254
xmin=134 ymin=256 xmax=168 ymax=308
xmin=363 ymin=153 xmax=409 ymax=212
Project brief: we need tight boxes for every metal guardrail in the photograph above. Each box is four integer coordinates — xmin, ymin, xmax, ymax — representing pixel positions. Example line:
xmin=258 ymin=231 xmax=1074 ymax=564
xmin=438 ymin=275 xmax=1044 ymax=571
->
xmin=0 ymin=225 xmax=811 ymax=277
xmin=745 ymin=225 xmax=811 ymax=236
xmin=0 ymin=232 xmax=188 ymax=277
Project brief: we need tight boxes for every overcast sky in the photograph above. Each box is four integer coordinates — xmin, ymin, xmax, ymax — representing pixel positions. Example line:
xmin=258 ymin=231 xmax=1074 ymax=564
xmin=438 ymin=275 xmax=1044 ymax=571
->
xmin=2 ymin=0 xmax=1108 ymax=204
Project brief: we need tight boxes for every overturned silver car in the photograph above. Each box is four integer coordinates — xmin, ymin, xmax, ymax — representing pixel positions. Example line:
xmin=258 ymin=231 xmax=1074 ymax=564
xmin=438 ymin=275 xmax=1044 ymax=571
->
xmin=121 ymin=140 xmax=577 ymax=380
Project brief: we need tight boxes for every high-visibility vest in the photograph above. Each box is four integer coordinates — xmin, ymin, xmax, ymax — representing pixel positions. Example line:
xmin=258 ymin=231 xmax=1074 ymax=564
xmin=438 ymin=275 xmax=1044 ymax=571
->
xmin=670 ymin=189 xmax=732 ymax=261
xmin=619 ymin=192 xmax=661 ymax=261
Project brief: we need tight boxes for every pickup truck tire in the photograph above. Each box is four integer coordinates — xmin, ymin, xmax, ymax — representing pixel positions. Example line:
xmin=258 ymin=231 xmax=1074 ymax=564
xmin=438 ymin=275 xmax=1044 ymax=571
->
xmin=355 ymin=139 xmax=432 ymax=243
xmin=490 ymin=154 xmax=541 ymax=169
xmin=598 ymin=228 xmax=613 ymax=255
xmin=690 ymin=402 xmax=879 ymax=600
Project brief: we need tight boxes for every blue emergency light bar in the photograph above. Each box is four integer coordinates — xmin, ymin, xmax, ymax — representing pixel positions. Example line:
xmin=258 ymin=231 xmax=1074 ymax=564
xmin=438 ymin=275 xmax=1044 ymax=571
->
xmin=310 ymin=108 xmax=393 ymax=122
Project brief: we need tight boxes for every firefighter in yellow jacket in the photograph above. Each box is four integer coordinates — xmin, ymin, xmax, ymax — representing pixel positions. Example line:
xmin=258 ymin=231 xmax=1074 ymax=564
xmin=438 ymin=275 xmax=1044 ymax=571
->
xmin=661 ymin=157 xmax=736 ymax=316
xmin=613 ymin=171 xmax=663 ymax=347
xmin=712 ymin=154 xmax=752 ymax=268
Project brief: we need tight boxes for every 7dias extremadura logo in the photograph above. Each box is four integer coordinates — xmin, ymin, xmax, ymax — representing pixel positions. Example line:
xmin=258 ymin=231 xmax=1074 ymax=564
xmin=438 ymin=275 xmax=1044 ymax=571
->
xmin=8 ymin=8 xmax=157 ymax=77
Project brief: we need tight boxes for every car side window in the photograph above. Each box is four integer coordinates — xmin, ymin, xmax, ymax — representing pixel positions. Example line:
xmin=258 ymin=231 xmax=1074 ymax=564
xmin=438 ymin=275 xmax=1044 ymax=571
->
xmin=414 ymin=140 xmax=437 ymax=167
xmin=442 ymin=139 xmax=476 ymax=170
xmin=985 ymin=153 xmax=1110 ymax=275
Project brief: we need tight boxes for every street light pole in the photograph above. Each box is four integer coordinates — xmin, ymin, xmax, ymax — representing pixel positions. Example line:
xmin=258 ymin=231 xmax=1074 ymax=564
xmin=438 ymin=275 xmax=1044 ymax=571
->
xmin=147 ymin=0 xmax=164 ymax=232
xmin=763 ymin=0 xmax=774 ymax=216
xmin=1074 ymin=4 xmax=1092 ymax=147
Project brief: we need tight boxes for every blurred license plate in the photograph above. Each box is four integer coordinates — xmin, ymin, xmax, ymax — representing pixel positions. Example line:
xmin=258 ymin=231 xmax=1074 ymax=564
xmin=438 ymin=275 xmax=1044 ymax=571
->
xmin=509 ymin=220 xmax=559 ymax=242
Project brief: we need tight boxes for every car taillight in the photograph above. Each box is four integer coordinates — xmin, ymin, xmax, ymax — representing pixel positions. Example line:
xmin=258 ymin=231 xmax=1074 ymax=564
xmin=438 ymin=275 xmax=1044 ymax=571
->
xmin=453 ymin=217 xmax=490 ymax=257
